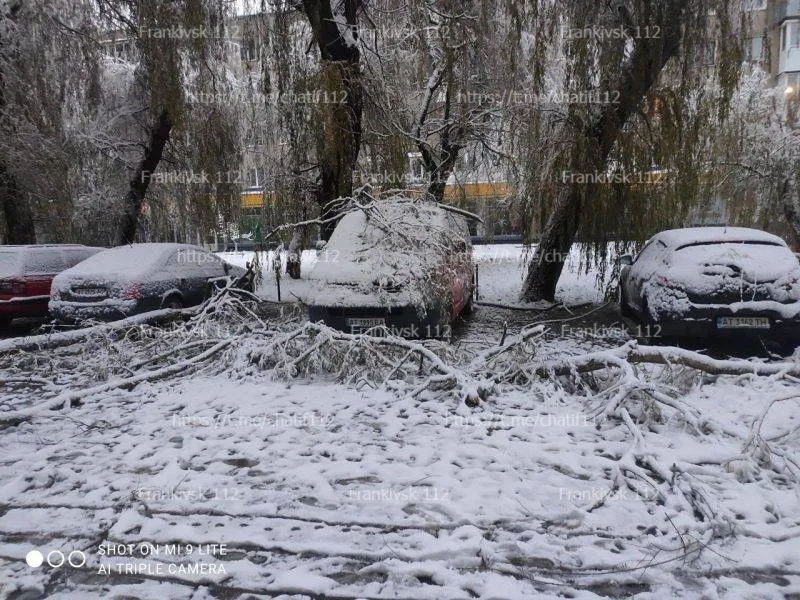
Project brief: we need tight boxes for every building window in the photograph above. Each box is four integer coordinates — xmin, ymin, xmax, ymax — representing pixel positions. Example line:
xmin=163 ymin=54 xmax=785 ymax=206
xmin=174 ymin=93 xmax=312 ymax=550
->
xmin=245 ymin=166 xmax=266 ymax=189
xmin=791 ymin=21 xmax=800 ymax=48
xmin=706 ymin=39 xmax=718 ymax=65
xmin=746 ymin=37 xmax=764 ymax=61
xmin=407 ymin=152 xmax=425 ymax=183
xmin=104 ymin=40 xmax=134 ymax=61
xmin=784 ymin=72 xmax=800 ymax=92
xmin=240 ymin=39 xmax=258 ymax=62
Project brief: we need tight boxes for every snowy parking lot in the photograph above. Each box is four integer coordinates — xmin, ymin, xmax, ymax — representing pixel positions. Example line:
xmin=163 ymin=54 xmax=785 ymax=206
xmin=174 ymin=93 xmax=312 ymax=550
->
xmin=8 ymin=0 xmax=800 ymax=596
xmin=217 ymin=243 xmax=611 ymax=310
xmin=1 ymin=246 xmax=799 ymax=599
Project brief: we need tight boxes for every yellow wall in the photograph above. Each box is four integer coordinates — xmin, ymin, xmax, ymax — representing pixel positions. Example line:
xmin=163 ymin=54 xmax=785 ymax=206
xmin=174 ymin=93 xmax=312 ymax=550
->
xmin=239 ymin=174 xmax=674 ymax=210
xmin=241 ymin=190 xmax=273 ymax=209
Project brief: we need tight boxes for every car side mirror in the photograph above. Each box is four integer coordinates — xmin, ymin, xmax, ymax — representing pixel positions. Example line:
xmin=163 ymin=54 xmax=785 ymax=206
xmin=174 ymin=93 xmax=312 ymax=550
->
xmin=618 ymin=254 xmax=633 ymax=266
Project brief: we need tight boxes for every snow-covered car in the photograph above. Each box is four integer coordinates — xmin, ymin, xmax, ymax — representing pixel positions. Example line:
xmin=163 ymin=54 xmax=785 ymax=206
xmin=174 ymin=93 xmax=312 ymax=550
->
xmin=49 ymin=243 xmax=246 ymax=323
xmin=0 ymin=244 xmax=103 ymax=327
xmin=619 ymin=227 xmax=800 ymax=344
xmin=307 ymin=199 xmax=476 ymax=338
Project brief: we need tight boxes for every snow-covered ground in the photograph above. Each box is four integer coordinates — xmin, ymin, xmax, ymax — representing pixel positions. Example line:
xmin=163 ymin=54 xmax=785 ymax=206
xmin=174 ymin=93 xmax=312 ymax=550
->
xmin=3 ymin=366 xmax=799 ymax=599
xmin=0 ymin=246 xmax=799 ymax=599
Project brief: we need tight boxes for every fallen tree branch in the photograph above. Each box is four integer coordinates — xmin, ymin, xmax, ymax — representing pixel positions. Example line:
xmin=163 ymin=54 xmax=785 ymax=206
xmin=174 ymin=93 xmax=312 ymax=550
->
xmin=534 ymin=341 xmax=800 ymax=379
xmin=0 ymin=340 xmax=231 ymax=427
xmin=0 ymin=308 xmax=196 ymax=356
xmin=251 ymin=322 xmax=490 ymax=404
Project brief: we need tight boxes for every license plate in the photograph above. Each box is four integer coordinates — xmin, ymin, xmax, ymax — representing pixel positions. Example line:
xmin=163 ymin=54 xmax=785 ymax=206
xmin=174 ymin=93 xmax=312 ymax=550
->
xmin=346 ymin=317 xmax=386 ymax=328
xmin=72 ymin=287 xmax=107 ymax=296
xmin=716 ymin=316 xmax=770 ymax=329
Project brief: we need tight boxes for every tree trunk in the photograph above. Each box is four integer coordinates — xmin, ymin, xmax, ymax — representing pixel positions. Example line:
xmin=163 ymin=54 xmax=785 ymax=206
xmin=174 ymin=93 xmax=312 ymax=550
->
xmin=782 ymin=176 xmax=800 ymax=251
xmin=286 ymin=227 xmax=302 ymax=279
xmin=316 ymin=60 xmax=362 ymax=240
xmin=117 ymin=110 xmax=172 ymax=245
xmin=520 ymin=0 xmax=689 ymax=302
xmin=426 ymin=135 xmax=461 ymax=204
xmin=301 ymin=0 xmax=362 ymax=241
xmin=415 ymin=50 xmax=463 ymax=205
xmin=520 ymin=184 xmax=582 ymax=301
xmin=0 ymin=1 xmax=34 ymax=244
xmin=0 ymin=163 xmax=35 ymax=244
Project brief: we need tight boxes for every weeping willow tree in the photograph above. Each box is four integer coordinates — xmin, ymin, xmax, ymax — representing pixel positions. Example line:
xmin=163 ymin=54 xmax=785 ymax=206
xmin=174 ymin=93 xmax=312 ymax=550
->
xmin=0 ymin=0 xmax=104 ymax=243
xmin=258 ymin=3 xmax=318 ymax=277
xmin=96 ymin=0 xmax=243 ymax=245
xmin=703 ymin=67 xmax=800 ymax=246
xmin=515 ymin=0 xmax=782 ymax=302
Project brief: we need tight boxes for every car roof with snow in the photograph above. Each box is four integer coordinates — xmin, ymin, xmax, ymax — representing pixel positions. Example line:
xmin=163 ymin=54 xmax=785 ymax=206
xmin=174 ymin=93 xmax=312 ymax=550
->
xmin=56 ymin=243 xmax=207 ymax=280
xmin=649 ymin=227 xmax=787 ymax=249
xmin=311 ymin=200 xmax=469 ymax=278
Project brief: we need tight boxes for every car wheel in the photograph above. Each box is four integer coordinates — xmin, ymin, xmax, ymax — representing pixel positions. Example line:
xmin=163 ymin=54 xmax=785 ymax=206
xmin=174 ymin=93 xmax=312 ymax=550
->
xmin=163 ymin=295 xmax=183 ymax=310
xmin=640 ymin=296 xmax=654 ymax=325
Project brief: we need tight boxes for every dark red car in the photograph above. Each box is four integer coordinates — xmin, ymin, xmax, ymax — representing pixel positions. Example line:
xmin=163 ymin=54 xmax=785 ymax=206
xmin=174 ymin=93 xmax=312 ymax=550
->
xmin=0 ymin=245 xmax=102 ymax=327
xmin=307 ymin=200 xmax=476 ymax=339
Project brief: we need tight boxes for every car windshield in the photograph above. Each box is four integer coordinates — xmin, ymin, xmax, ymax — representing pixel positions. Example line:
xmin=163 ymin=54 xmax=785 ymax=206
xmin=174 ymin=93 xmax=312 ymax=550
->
xmin=0 ymin=251 xmax=21 ymax=277
xmin=673 ymin=241 xmax=798 ymax=281
xmin=22 ymin=250 xmax=64 ymax=275
xmin=312 ymin=201 xmax=465 ymax=284
xmin=64 ymin=245 xmax=176 ymax=280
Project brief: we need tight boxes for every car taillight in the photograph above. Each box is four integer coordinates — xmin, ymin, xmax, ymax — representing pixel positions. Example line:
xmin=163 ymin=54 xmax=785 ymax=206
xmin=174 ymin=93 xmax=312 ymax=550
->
xmin=784 ymin=278 xmax=798 ymax=292
xmin=657 ymin=276 xmax=672 ymax=286
xmin=123 ymin=282 xmax=141 ymax=300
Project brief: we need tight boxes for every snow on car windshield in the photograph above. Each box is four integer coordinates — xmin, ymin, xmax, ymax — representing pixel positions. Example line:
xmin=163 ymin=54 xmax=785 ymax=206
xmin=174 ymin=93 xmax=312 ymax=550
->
xmin=21 ymin=249 xmax=65 ymax=275
xmin=672 ymin=241 xmax=800 ymax=284
xmin=309 ymin=200 xmax=466 ymax=308
xmin=0 ymin=251 xmax=22 ymax=277
xmin=58 ymin=244 xmax=183 ymax=281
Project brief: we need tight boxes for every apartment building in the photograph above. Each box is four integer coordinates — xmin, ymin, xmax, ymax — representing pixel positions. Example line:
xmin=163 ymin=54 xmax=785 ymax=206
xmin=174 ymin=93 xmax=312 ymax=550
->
xmin=745 ymin=1 xmax=800 ymax=97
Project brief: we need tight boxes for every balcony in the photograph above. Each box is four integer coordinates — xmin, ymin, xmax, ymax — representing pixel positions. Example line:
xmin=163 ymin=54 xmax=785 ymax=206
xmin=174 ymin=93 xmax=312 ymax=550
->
xmin=777 ymin=0 xmax=800 ymax=23
xmin=779 ymin=45 xmax=800 ymax=72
